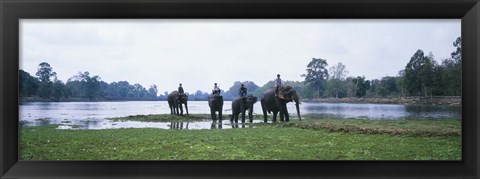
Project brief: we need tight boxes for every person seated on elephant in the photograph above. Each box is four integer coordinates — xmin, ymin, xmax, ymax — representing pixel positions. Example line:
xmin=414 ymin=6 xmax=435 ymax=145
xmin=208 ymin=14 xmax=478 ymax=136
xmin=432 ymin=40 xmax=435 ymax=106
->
xmin=275 ymin=74 xmax=283 ymax=97
xmin=178 ymin=83 xmax=184 ymax=95
xmin=212 ymin=83 xmax=221 ymax=95
xmin=238 ymin=83 xmax=247 ymax=97
xmin=238 ymin=83 xmax=248 ymax=104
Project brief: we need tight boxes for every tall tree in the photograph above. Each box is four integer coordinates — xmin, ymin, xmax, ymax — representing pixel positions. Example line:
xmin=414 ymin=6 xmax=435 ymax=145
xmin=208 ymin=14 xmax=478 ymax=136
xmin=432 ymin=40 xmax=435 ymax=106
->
xmin=404 ymin=50 xmax=436 ymax=97
xmin=35 ymin=62 xmax=56 ymax=83
xmin=451 ymin=37 xmax=461 ymax=63
xmin=35 ymin=62 xmax=57 ymax=98
xmin=19 ymin=70 xmax=39 ymax=97
xmin=396 ymin=70 xmax=407 ymax=97
xmin=77 ymin=71 xmax=101 ymax=100
xmin=301 ymin=58 xmax=329 ymax=98
xmin=352 ymin=76 xmax=370 ymax=97
xmin=51 ymin=77 xmax=65 ymax=101
xmin=148 ymin=84 xmax=159 ymax=99
xmin=451 ymin=37 xmax=462 ymax=96
xmin=328 ymin=62 xmax=348 ymax=98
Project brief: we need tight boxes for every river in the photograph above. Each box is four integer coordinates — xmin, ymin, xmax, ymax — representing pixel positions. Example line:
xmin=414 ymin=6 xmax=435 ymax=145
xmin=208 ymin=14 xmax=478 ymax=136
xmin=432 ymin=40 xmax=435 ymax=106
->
xmin=19 ymin=101 xmax=461 ymax=130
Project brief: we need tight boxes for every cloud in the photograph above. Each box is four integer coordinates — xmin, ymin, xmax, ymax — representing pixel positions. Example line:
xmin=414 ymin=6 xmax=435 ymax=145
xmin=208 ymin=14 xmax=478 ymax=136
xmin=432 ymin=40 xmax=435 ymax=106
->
xmin=20 ymin=19 xmax=460 ymax=93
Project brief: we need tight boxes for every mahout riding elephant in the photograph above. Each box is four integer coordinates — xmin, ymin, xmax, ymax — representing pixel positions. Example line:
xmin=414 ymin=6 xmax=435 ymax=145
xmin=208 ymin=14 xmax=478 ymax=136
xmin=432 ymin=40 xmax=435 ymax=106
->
xmin=167 ymin=91 xmax=189 ymax=116
xmin=260 ymin=85 xmax=301 ymax=123
xmin=231 ymin=95 xmax=257 ymax=123
xmin=208 ymin=94 xmax=223 ymax=122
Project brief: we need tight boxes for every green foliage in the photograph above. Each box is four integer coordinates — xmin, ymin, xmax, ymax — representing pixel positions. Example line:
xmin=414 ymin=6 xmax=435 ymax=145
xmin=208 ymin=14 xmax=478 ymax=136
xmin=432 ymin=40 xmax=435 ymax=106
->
xmin=51 ymin=79 xmax=65 ymax=101
xmin=35 ymin=62 xmax=57 ymax=98
xmin=352 ymin=76 xmax=370 ymax=97
xmin=35 ymin=62 xmax=56 ymax=83
xmin=301 ymin=58 xmax=329 ymax=98
xmin=19 ymin=70 xmax=39 ymax=97
xmin=401 ymin=37 xmax=461 ymax=97
xmin=278 ymin=118 xmax=461 ymax=137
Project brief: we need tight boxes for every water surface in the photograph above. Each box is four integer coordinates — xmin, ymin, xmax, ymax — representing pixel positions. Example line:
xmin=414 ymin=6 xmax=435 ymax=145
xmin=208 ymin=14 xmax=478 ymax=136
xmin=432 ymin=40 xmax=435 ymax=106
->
xmin=19 ymin=101 xmax=461 ymax=130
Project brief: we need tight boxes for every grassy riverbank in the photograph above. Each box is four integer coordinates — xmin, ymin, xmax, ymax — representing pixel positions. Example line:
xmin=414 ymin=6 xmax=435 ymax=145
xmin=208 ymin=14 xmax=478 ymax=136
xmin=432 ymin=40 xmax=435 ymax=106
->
xmin=19 ymin=115 xmax=461 ymax=160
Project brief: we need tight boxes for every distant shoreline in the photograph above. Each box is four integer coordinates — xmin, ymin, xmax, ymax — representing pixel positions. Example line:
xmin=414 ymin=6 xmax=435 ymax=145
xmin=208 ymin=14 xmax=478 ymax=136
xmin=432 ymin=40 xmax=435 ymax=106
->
xmin=20 ymin=96 xmax=461 ymax=106
xmin=301 ymin=96 xmax=461 ymax=106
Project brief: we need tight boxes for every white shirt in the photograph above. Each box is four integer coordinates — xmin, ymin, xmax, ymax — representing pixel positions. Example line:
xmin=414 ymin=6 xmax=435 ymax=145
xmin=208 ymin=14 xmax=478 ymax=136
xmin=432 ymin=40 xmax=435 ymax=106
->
xmin=275 ymin=78 xmax=283 ymax=87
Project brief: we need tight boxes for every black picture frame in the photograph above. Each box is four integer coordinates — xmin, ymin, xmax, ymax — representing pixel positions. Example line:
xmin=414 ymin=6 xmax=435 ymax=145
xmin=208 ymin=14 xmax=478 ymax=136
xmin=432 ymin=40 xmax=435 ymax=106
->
xmin=1 ymin=0 xmax=479 ymax=178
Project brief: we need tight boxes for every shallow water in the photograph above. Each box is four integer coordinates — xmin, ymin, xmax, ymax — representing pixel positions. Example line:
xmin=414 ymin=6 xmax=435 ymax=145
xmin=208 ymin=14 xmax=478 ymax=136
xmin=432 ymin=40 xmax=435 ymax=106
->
xmin=19 ymin=101 xmax=461 ymax=130
xmin=53 ymin=119 xmax=261 ymax=130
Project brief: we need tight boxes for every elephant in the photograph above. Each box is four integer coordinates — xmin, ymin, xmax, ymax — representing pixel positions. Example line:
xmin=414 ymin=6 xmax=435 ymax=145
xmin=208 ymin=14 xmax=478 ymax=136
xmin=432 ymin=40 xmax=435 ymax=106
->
xmin=260 ymin=85 xmax=301 ymax=123
xmin=208 ymin=94 xmax=224 ymax=122
xmin=231 ymin=95 xmax=257 ymax=123
xmin=167 ymin=91 xmax=189 ymax=116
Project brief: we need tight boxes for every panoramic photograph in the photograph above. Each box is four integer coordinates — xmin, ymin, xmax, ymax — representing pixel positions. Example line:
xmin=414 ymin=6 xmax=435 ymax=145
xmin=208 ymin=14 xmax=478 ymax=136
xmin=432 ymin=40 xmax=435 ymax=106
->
xmin=19 ymin=19 xmax=461 ymax=160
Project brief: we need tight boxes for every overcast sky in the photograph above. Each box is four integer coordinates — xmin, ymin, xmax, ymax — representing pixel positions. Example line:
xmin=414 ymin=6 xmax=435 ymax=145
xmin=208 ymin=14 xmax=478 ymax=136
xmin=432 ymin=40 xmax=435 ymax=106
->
xmin=20 ymin=19 xmax=460 ymax=94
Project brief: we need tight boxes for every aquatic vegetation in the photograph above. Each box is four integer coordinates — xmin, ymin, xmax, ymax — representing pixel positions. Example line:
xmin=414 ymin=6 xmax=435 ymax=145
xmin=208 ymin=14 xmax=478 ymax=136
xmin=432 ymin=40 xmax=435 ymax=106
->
xmin=276 ymin=119 xmax=461 ymax=137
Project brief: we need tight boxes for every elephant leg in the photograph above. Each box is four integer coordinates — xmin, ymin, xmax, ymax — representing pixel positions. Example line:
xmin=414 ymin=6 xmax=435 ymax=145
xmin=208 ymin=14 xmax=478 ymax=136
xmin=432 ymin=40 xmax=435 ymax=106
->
xmin=272 ymin=111 xmax=278 ymax=123
xmin=240 ymin=104 xmax=245 ymax=123
xmin=282 ymin=102 xmax=289 ymax=122
xmin=241 ymin=110 xmax=246 ymax=123
xmin=174 ymin=103 xmax=178 ymax=115
xmin=234 ymin=113 xmax=239 ymax=123
xmin=177 ymin=104 xmax=181 ymax=115
xmin=277 ymin=100 xmax=285 ymax=122
xmin=261 ymin=100 xmax=268 ymax=123
xmin=284 ymin=110 xmax=290 ymax=122
xmin=211 ymin=109 xmax=216 ymax=122
xmin=230 ymin=113 xmax=234 ymax=123
xmin=279 ymin=111 xmax=285 ymax=122
xmin=219 ymin=109 xmax=223 ymax=122
xmin=248 ymin=108 xmax=253 ymax=123
xmin=179 ymin=104 xmax=184 ymax=115
xmin=185 ymin=103 xmax=189 ymax=116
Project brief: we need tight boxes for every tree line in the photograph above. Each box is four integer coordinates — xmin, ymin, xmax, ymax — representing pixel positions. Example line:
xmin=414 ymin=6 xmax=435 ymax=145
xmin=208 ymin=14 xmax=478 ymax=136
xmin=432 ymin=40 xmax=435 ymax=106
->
xmin=299 ymin=37 xmax=461 ymax=98
xmin=20 ymin=37 xmax=461 ymax=102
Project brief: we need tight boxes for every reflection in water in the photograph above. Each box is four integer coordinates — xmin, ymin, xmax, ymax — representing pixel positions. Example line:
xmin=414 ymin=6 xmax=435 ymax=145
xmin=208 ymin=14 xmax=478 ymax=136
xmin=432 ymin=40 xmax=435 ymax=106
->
xmin=35 ymin=118 xmax=52 ymax=126
xmin=231 ymin=123 xmax=246 ymax=128
xmin=210 ymin=122 xmax=223 ymax=129
xmin=170 ymin=122 xmax=189 ymax=129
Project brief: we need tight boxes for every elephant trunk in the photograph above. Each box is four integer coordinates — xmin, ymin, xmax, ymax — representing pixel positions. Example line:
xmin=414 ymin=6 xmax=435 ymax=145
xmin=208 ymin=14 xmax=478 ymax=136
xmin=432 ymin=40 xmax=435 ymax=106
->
xmin=293 ymin=91 xmax=301 ymax=121
xmin=295 ymin=102 xmax=301 ymax=121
